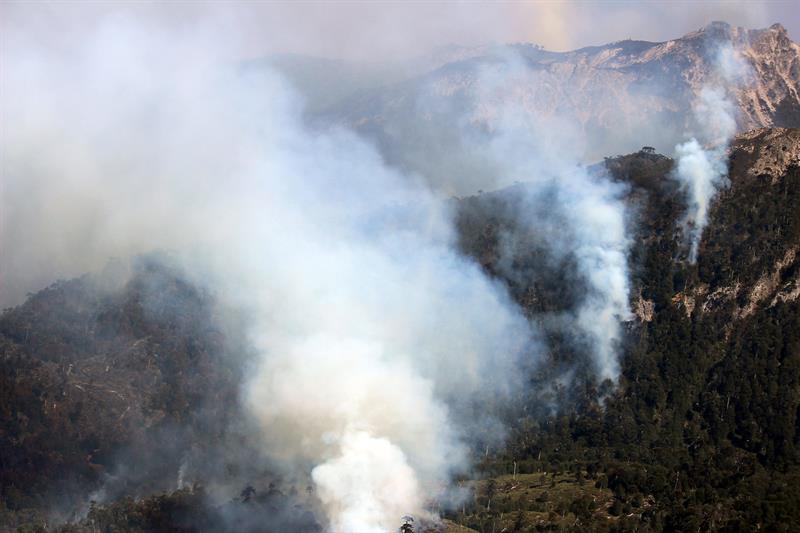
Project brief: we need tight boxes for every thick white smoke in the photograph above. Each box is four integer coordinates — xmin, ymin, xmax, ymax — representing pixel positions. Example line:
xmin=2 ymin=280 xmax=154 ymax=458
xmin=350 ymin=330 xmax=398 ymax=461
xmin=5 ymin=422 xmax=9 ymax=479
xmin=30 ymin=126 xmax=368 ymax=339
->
xmin=311 ymin=432 xmax=423 ymax=532
xmin=673 ymin=45 xmax=749 ymax=263
xmin=561 ymin=169 xmax=632 ymax=381
xmin=454 ymin=55 xmax=633 ymax=381
xmin=2 ymin=15 xmax=535 ymax=531
xmin=2 ymin=10 xmax=640 ymax=531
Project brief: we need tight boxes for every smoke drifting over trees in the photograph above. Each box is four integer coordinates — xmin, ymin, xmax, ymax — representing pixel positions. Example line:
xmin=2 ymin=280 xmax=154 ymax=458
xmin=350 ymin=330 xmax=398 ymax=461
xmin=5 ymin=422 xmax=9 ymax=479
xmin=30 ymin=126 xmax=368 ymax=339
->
xmin=3 ymin=15 xmax=539 ymax=531
xmin=1 ymin=11 xmax=629 ymax=530
xmin=3 ymin=4 xmax=799 ymax=533
xmin=672 ymin=44 xmax=749 ymax=262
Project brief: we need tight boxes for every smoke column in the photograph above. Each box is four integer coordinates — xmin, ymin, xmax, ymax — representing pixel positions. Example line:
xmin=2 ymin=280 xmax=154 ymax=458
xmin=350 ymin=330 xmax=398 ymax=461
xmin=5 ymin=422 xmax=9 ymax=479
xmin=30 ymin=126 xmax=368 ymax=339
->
xmin=1 ymin=10 xmax=643 ymax=531
xmin=1 ymin=16 xmax=536 ymax=531
xmin=562 ymin=168 xmax=632 ymax=381
xmin=673 ymin=44 xmax=748 ymax=263
xmin=454 ymin=55 xmax=633 ymax=382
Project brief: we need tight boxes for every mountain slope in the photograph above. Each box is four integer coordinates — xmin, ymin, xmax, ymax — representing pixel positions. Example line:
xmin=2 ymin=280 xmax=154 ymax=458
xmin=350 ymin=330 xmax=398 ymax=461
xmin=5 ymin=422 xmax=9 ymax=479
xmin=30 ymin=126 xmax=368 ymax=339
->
xmin=2 ymin=129 xmax=799 ymax=531
xmin=311 ymin=22 xmax=799 ymax=193
xmin=451 ymin=127 xmax=800 ymax=531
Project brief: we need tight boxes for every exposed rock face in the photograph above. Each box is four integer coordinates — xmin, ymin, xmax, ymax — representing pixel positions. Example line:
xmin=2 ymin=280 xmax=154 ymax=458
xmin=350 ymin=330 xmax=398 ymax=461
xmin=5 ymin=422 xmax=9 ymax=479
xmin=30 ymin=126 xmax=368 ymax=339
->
xmin=700 ymin=282 xmax=740 ymax=314
xmin=739 ymin=246 xmax=799 ymax=317
xmin=730 ymin=127 xmax=800 ymax=182
xmin=737 ymin=24 xmax=800 ymax=129
xmin=634 ymin=292 xmax=655 ymax=322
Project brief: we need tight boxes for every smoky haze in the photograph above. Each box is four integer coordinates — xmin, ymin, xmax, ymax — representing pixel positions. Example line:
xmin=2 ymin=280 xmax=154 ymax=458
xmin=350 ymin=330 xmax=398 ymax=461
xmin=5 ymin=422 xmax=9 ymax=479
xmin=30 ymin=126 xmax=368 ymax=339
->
xmin=1 ymin=1 xmax=796 ymax=62
xmin=672 ymin=44 xmax=750 ymax=262
xmin=1 ymin=2 xmax=785 ymax=532
xmin=2 ymin=11 xmax=540 ymax=532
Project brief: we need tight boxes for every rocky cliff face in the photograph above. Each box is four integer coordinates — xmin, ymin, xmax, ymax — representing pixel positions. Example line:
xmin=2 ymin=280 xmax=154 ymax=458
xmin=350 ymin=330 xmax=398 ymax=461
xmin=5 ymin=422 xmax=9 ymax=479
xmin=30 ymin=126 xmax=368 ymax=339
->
xmin=735 ymin=24 xmax=800 ymax=129
xmin=730 ymin=126 xmax=800 ymax=180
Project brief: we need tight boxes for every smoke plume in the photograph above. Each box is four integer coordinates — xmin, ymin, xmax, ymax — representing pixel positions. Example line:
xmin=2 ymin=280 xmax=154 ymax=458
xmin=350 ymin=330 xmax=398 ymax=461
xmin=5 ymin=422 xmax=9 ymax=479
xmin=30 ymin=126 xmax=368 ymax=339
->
xmin=1 ymin=15 xmax=536 ymax=531
xmin=451 ymin=55 xmax=633 ymax=382
xmin=1 ymin=8 xmax=644 ymax=532
xmin=672 ymin=44 xmax=749 ymax=262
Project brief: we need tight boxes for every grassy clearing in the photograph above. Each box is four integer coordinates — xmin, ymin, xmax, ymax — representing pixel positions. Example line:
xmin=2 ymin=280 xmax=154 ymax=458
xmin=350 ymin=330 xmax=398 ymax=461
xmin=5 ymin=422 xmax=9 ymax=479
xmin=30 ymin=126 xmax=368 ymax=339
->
xmin=444 ymin=472 xmax=621 ymax=532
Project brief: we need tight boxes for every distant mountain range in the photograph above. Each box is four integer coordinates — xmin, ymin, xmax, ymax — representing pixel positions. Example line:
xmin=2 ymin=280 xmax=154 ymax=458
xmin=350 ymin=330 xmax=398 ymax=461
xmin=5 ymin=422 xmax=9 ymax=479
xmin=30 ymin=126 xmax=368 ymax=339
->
xmin=268 ymin=22 xmax=799 ymax=193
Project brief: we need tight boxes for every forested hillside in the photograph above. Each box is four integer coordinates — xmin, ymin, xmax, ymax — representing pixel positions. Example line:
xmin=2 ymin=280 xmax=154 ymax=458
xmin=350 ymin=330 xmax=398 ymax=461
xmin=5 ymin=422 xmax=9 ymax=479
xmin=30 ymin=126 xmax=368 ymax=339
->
xmin=451 ymin=127 xmax=800 ymax=531
xmin=2 ymin=128 xmax=799 ymax=532
xmin=0 ymin=259 xmax=321 ymax=532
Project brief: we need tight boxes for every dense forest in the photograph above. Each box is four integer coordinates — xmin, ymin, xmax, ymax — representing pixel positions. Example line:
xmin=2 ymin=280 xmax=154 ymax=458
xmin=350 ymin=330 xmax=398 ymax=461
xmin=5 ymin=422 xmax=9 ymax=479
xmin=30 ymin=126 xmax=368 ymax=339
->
xmin=2 ymin=128 xmax=799 ymax=532
xmin=452 ymin=128 xmax=800 ymax=531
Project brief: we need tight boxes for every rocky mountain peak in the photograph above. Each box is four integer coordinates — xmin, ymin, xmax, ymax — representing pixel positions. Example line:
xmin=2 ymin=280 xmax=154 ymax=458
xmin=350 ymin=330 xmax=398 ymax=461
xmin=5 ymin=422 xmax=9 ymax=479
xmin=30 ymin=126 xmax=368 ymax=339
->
xmin=735 ymin=25 xmax=799 ymax=129
xmin=309 ymin=22 xmax=798 ymax=191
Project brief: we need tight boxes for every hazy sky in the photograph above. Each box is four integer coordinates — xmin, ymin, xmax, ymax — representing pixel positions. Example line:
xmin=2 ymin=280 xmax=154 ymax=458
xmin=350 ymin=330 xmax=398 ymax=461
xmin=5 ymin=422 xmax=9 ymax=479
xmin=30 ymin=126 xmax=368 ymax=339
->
xmin=3 ymin=1 xmax=798 ymax=62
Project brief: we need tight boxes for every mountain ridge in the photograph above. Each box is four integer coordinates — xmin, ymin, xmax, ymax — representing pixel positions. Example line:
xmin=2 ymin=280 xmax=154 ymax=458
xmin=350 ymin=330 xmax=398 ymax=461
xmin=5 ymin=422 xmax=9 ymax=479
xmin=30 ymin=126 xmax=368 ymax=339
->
xmin=283 ymin=22 xmax=800 ymax=194
xmin=320 ymin=20 xmax=800 ymax=131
